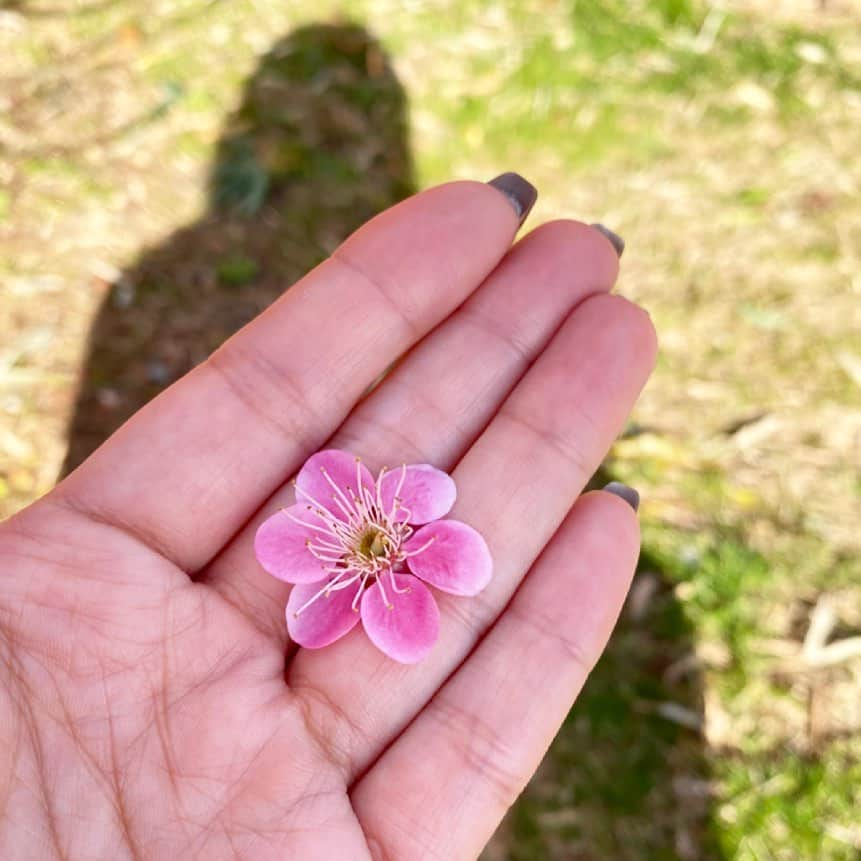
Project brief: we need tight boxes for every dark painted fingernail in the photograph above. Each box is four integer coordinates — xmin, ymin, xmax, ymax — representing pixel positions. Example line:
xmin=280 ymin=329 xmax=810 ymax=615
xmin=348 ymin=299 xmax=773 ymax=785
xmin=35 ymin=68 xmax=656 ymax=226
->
xmin=488 ymin=172 xmax=537 ymax=225
xmin=591 ymin=223 xmax=625 ymax=258
xmin=602 ymin=481 xmax=639 ymax=512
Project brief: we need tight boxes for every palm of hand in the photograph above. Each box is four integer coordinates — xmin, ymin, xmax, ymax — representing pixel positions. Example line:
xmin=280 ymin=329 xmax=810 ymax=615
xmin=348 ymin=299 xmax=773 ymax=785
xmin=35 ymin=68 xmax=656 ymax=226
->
xmin=1 ymin=510 xmax=364 ymax=858
xmin=0 ymin=182 xmax=655 ymax=860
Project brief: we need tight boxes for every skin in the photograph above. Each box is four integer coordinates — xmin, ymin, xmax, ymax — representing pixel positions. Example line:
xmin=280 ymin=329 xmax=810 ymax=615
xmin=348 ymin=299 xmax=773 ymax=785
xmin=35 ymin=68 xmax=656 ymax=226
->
xmin=0 ymin=181 xmax=657 ymax=860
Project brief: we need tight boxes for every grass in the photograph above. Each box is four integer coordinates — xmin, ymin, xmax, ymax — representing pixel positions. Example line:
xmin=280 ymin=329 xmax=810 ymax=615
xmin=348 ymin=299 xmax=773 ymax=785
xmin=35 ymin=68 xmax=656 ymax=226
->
xmin=1 ymin=0 xmax=860 ymax=858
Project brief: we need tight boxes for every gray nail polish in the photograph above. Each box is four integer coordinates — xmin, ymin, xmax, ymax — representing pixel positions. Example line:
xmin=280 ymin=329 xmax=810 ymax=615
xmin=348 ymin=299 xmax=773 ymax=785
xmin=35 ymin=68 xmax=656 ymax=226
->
xmin=591 ymin=223 xmax=625 ymax=258
xmin=602 ymin=481 xmax=639 ymax=512
xmin=488 ymin=172 xmax=538 ymax=225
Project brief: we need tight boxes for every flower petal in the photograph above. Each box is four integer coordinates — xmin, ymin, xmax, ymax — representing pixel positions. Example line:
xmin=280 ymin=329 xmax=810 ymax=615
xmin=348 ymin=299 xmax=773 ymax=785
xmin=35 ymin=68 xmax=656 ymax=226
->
xmin=404 ymin=520 xmax=492 ymax=596
xmin=295 ymin=449 xmax=374 ymax=519
xmin=361 ymin=573 xmax=440 ymax=664
xmin=254 ymin=505 xmax=330 ymax=583
xmin=286 ymin=578 xmax=362 ymax=648
xmin=379 ymin=464 xmax=456 ymax=524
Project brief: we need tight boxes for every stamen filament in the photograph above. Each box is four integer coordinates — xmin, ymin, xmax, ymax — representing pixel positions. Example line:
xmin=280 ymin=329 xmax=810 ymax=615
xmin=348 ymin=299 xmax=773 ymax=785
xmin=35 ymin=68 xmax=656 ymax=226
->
xmin=320 ymin=466 xmax=361 ymax=521
xmin=330 ymin=492 xmax=360 ymax=524
xmin=389 ymin=571 xmax=411 ymax=594
xmin=351 ymin=572 xmax=370 ymax=611
xmin=394 ymin=463 xmax=407 ymax=501
xmin=377 ymin=569 xmax=394 ymax=610
xmin=282 ymin=508 xmax=341 ymax=538
xmin=294 ymin=572 xmax=350 ymax=616
xmin=401 ymin=535 xmax=435 ymax=558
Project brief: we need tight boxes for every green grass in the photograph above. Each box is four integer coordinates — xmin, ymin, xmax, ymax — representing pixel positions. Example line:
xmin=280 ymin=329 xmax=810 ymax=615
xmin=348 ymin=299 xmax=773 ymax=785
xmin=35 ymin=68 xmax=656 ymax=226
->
xmin=399 ymin=0 xmax=858 ymax=183
xmin=716 ymin=744 xmax=861 ymax=860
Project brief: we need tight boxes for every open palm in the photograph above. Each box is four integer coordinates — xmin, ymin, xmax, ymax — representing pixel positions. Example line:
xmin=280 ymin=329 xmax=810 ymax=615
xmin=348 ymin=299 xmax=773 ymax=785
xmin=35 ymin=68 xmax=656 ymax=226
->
xmin=0 ymin=179 xmax=656 ymax=860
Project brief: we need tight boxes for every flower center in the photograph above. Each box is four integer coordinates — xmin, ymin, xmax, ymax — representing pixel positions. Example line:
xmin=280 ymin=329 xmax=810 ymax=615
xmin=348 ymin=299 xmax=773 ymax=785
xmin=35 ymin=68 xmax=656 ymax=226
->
xmin=357 ymin=527 xmax=389 ymax=560
xmin=287 ymin=461 xmax=436 ymax=617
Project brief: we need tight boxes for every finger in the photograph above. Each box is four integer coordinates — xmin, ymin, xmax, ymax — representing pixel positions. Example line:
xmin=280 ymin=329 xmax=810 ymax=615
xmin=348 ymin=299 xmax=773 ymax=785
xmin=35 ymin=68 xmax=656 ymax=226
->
xmin=336 ymin=218 xmax=621 ymax=464
xmin=352 ymin=490 xmax=640 ymax=860
xmin=289 ymin=292 xmax=656 ymax=779
xmin=54 ymin=181 xmax=521 ymax=571
xmin=204 ymin=220 xmax=619 ymax=634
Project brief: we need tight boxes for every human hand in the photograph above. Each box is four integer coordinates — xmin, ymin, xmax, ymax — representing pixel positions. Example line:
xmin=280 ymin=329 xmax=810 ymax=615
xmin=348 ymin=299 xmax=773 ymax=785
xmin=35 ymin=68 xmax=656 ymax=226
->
xmin=0 ymin=177 xmax=656 ymax=860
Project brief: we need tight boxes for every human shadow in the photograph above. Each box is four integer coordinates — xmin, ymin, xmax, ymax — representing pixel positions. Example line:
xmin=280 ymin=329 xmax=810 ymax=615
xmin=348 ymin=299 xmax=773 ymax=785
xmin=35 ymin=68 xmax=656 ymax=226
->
xmin=63 ymin=22 xmax=415 ymax=472
xmin=63 ymin=21 xmax=718 ymax=860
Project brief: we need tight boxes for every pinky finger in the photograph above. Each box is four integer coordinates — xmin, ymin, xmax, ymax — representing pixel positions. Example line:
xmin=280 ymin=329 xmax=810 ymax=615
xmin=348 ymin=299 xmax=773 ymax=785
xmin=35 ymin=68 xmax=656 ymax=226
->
xmin=352 ymin=489 xmax=640 ymax=860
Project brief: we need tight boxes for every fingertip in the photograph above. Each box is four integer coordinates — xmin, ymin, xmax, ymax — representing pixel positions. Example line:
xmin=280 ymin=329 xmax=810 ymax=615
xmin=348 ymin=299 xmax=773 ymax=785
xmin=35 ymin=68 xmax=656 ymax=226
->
xmin=486 ymin=172 xmax=538 ymax=224
xmin=337 ymin=179 xmax=522 ymax=290
xmin=575 ymin=488 xmax=641 ymax=568
xmin=574 ymin=293 xmax=658 ymax=380
xmin=515 ymin=218 xmax=621 ymax=288
xmin=601 ymin=481 xmax=639 ymax=513
xmin=590 ymin=223 xmax=625 ymax=259
xmin=417 ymin=178 xmax=524 ymax=228
xmin=621 ymin=297 xmax=659 ymax=371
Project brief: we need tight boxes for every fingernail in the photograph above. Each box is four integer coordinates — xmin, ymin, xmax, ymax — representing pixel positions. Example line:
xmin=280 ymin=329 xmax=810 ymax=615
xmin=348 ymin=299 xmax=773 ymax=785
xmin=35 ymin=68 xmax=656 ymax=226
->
xmin=591 ymin=223 xmax=625 ymax=258
xmin=488 ymin=172 xmax=538 ymax=225
xmin=602 ymin=481 xmax=639 ymax=512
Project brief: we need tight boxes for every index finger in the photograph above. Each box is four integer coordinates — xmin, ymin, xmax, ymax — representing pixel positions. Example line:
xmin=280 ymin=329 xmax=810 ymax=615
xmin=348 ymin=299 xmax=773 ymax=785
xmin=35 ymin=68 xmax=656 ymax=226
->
xmin=54 ymin=179 xmax=530 ymax=572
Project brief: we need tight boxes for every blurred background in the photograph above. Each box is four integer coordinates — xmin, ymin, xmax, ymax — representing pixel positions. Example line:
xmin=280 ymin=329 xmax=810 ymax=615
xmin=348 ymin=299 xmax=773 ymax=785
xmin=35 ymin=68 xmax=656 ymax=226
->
xmin=1 ymin=0 xmax=859 ymax=857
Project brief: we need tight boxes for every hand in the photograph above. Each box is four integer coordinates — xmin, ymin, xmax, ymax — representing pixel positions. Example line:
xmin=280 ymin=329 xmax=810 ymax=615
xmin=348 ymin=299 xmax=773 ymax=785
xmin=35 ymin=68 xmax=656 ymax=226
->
xmin=0 ymin=179 xmax=656 ymax=860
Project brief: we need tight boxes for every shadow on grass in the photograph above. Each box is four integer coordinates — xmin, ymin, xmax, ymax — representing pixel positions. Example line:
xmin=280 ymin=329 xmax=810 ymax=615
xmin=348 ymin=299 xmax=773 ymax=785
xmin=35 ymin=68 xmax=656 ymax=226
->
xmin=63 ymin=19 xmax=722 ymax=861
xmin=63 ymin=22 xmax=415 ymax=471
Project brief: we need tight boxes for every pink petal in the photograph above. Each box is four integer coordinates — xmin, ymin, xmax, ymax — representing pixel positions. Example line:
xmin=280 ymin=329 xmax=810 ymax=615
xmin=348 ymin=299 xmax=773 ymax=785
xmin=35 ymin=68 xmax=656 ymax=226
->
xmin=378 ymin=464 xmax=456 ymax=525
xmin=295 ymin=449 xmax=374 ymax=519
xmin=361 ymin=573 xmax=440 ymax=664
xmin=254 ymin=505 xmax=330 ymax=583
xmin=286 ymin=578 xmax=362 ymax=648
xmin=404 ymin=520 xmax=492 ymax=596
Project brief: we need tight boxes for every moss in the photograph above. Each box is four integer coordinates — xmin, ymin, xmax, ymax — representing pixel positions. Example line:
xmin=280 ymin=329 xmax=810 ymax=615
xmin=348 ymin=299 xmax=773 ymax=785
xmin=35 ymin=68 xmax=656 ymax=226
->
xmin=216 ymin=254 xmax=259 ymax=287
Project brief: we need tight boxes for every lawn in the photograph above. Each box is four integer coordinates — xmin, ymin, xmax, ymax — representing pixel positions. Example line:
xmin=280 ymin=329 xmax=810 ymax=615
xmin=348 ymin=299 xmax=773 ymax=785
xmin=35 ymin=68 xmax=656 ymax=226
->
xmin=1 ymin=0 xmax=859 ymax=857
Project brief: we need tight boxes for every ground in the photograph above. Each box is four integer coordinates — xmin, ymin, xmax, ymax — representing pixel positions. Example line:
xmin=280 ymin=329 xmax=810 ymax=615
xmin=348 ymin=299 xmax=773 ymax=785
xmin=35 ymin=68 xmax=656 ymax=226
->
xmin=1 ymin=0 xmax=860 ymax=858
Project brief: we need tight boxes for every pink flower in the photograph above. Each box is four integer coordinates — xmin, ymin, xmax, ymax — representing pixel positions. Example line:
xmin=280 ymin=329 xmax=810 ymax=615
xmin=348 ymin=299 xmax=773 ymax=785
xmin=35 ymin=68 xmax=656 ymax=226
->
xmin=254 ymin=449 xmax=492 ymax=663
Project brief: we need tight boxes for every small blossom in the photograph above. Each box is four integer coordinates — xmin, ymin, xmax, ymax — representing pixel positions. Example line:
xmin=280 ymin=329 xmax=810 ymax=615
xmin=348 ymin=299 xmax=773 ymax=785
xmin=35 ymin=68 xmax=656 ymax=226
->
xmin=254 ymin=449 xmax=492 ymax=663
